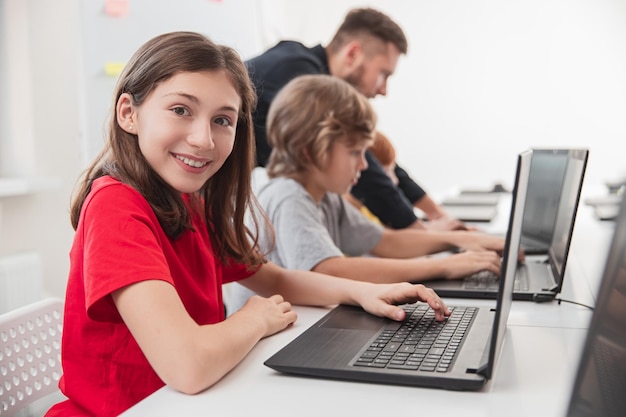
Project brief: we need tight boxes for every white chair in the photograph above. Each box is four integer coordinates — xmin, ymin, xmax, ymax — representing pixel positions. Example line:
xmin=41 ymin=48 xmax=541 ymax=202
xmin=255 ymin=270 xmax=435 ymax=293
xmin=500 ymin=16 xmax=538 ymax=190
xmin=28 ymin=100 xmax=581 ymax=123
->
xmin=0 ymin=298 xmax=65 ymax=417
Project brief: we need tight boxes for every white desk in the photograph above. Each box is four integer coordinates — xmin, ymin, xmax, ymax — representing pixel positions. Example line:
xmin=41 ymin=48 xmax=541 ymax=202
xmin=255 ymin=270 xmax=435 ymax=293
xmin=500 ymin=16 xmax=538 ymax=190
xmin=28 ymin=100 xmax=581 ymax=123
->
xmin=120 ymin=304 xmax=590 ymax=417
xmin=121 ymin=190 xmax=613 ymax=417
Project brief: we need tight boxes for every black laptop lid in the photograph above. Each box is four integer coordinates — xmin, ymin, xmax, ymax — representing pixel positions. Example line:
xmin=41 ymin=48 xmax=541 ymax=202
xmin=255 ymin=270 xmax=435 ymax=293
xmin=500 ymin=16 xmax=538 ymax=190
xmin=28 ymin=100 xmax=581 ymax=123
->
xmin=482 ymin=149 xmax=531 ymax=379
xmin=546 ymin=149 xmax=589 ymax=292
xmin=566 ymin=194 xmax=626 ymax=417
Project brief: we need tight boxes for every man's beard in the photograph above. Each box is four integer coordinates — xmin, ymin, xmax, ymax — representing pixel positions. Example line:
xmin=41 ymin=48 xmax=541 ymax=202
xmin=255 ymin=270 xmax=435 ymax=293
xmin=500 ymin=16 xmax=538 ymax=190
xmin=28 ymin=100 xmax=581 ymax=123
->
xmin=342 ymin=64 xmax=369 ymax=97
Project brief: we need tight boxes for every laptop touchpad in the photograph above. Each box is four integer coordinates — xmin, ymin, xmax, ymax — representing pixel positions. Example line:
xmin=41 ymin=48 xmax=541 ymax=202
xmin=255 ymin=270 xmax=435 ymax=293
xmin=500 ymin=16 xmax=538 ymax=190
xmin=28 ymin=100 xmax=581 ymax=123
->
xmin=319 ymin=310 xmax=385 ymax=331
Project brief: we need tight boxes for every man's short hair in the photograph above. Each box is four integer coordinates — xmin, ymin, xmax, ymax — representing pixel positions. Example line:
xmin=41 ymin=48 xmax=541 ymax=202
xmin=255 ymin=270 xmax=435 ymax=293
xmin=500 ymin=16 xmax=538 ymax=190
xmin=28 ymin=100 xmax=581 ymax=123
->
xmin=327 ymin=8 xmax=408 ymax=55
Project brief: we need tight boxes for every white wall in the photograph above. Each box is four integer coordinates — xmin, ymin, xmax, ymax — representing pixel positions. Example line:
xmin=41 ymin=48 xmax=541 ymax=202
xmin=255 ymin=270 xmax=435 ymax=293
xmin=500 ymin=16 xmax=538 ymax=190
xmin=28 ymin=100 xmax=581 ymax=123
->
xmin=0 ymin=0 xmax=82 ymax=298
xmin=382 ymin=0 xmax=626 ymax=194
xmin=1 ymin=0 xmax=625 ymax=297
xmin=0 ymin=0 xmax=36 ymax=176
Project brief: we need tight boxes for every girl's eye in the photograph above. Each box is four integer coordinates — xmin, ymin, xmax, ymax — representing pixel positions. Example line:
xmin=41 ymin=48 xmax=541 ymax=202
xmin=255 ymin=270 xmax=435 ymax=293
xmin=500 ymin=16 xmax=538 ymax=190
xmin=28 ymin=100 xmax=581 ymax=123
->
xmin=172 ymin=106 xmax=189 ymax=116
xmin=214 ymin=117 xmax=232 ymax=127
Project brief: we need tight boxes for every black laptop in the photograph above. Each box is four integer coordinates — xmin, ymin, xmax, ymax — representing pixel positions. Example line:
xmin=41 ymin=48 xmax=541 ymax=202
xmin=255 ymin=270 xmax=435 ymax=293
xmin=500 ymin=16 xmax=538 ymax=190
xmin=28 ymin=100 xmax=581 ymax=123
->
xmin=565 ymin=194 xmax=626 ymax=417
xmin=427 ymin=148 xmax=588 ymax=301
xmin=263 ymin=150 xmax=532 ymax=391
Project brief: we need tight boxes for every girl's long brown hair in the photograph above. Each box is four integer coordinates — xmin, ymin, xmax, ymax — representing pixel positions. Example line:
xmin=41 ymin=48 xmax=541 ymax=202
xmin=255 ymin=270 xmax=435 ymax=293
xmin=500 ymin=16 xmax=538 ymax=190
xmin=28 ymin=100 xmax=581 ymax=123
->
xmin=70 ymin=31 xmax=268 ymax=267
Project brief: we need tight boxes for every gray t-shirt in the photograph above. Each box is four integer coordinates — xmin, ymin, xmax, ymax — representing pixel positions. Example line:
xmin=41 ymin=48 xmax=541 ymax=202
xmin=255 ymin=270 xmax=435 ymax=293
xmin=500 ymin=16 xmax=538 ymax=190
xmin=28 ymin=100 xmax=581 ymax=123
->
xmin=226 ymin=177 xmax=384 ymax=314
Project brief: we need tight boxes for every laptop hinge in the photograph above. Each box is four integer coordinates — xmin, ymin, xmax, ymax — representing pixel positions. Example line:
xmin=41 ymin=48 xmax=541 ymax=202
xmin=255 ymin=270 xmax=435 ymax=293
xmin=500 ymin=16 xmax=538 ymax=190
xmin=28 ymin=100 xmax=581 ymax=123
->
xmin=467 ymin=363 xmax=489 ymax=377
xmin=466 ymin=336 xmax=492 ymax=377
xmin=533 ymin=293 xmax=555 ymax=302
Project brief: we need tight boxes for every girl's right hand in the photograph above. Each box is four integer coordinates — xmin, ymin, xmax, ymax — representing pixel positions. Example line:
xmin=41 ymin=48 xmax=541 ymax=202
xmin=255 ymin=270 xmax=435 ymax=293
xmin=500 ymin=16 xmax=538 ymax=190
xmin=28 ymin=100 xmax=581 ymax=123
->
xmin=239 ymin=294 xmax=298 ymax=338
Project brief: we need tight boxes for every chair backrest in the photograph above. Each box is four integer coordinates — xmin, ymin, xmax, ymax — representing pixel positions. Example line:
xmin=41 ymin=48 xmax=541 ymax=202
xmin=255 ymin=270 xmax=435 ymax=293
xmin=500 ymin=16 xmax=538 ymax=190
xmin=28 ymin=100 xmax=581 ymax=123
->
xmin=0 ymin=298 xmax=64 ymax=417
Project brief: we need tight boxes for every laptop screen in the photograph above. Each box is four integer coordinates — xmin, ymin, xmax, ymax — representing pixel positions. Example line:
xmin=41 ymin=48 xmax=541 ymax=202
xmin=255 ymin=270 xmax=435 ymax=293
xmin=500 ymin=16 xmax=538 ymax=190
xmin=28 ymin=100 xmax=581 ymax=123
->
xmin=522 ymin=149 xmax=569 ymax=245
xmin=566 ymin=195 xmax=626 ymax=417
xmin=547 ymin=149 xmax=588 ymax=284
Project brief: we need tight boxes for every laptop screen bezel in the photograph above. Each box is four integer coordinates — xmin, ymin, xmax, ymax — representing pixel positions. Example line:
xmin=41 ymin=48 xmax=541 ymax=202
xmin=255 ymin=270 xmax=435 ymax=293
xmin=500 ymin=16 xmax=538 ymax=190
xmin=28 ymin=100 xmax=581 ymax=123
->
xmin=483 ymin=149 xmax=532 ymax=379
xmin=546 ymin=148 xmax=589 ymax=292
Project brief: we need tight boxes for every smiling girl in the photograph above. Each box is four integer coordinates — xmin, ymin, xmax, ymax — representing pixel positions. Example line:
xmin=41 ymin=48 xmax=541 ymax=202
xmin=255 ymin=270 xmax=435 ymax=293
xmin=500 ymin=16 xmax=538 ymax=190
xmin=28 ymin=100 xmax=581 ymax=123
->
xmin=46 ymin=32 xmax=451 ymax=417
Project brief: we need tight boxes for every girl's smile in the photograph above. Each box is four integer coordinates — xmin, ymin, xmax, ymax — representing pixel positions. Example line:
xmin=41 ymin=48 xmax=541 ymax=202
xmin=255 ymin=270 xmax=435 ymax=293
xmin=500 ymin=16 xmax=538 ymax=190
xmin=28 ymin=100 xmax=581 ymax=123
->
xmin=173 ymin=153 xmax=212 ymax=171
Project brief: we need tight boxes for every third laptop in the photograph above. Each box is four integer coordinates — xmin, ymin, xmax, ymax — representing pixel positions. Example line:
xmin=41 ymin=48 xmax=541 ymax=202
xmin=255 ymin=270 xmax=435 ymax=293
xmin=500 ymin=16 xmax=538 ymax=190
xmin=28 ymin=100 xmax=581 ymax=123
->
xmin=565 ymin=193 xmax=626 ymax=417
xmin=427 ymin=148 xmax=589 ymax=301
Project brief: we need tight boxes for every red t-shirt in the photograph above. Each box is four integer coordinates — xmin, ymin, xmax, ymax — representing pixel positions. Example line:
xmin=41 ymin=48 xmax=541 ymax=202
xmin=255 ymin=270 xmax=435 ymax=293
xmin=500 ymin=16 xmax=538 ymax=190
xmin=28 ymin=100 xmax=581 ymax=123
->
xmin=46 ymin=176 xmax=257 ymax=416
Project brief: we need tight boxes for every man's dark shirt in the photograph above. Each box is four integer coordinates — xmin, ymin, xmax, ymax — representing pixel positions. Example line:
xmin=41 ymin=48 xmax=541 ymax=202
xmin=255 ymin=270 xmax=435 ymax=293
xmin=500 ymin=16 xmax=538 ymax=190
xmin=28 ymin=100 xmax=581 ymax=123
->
xmin=246 ymin=41 xmax=426 ymax=228
xmin=247 ymin=41 xmax=329 ymax=167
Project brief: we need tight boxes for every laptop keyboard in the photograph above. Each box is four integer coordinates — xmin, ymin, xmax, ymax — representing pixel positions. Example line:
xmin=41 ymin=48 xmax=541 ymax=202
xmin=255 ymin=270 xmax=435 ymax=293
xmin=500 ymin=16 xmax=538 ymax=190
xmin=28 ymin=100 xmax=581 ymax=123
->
xmin=463 ymin=269 xmax=529 ymax=291
xmin=353 ymin=304 xmax=476 ymax=373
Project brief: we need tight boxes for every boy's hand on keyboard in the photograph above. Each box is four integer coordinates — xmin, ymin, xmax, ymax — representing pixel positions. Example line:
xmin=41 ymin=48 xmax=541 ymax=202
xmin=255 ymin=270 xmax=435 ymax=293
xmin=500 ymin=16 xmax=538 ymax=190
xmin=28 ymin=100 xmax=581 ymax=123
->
xmin=441 ymin=250 xmax=502 ymax=279
xmin=422 ymin=216 xmax=468 ymax=231
xmin=454 ymin=231 xmax=506 ymax=254
xmin=454 ymin=231 xmax=526 ymax=262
